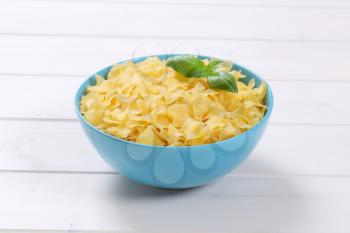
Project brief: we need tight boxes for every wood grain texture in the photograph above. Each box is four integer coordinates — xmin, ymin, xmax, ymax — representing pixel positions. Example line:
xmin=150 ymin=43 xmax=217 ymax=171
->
xmin=0 ymin=1 xmax=349 ymax=42
xmin=1 ymin=35 xmax=350 ymax=81
xmin=0 ymin=173 xmax=350 ymax=232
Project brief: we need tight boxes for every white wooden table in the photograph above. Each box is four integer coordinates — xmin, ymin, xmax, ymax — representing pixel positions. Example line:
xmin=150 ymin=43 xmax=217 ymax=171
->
xmin=1 ymin=0 xmax=350 ymax=232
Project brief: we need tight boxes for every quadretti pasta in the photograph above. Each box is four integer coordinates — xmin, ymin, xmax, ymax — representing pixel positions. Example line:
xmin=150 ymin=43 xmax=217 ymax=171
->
xmin=80 ymin=57 xmax=267 ymax=146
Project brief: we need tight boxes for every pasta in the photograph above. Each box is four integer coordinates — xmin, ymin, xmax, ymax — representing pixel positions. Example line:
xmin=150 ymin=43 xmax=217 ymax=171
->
xmin=80 ymin=57 xmax=267 ymax=146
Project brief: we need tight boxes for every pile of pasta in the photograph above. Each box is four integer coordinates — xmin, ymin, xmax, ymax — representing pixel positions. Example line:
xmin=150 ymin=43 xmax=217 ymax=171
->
xmin=80 ymin=57 xmax=267 ymax=146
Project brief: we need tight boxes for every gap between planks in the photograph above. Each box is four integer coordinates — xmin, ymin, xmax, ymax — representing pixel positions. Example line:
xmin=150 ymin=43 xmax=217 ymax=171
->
xmin=2 ymin=32 xmax=350 ymax=44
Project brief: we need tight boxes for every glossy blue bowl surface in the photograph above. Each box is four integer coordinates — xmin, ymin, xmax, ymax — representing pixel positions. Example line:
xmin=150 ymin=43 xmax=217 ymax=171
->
xmin=74 ymin=54 xmax=273 ymax=189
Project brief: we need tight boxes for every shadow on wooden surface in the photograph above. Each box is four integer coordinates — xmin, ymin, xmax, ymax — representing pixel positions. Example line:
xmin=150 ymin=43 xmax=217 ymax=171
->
xmin=108 ymin=159 xmax=307 ymax=232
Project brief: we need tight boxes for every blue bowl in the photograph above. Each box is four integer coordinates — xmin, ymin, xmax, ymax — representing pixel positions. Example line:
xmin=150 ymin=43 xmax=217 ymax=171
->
xmin=74 ymin=54 xmax=273 ymax=189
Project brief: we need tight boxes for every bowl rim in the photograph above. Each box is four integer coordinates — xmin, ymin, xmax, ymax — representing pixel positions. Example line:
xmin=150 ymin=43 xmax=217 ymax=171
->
xmin=74 ymin=54 xmax=274 ymax=149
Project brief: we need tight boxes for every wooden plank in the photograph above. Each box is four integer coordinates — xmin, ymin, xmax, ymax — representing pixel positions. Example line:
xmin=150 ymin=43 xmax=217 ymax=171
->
xmin=1 ymin=121 xmax=350 ymax=176
xmin=0 ymin=76 xmax=349 ymax=124
xmin=0 ymin=2 xmax=349 ymax=41
xmin=271 ymin=81 xmax=350 ymax=125
xmin=0 ymin=76 xmax=81 ymax=119
xmin=1 ymin=35 xmax=349 ymax=81
xmin=0 ymin=173 xmax=350 ymax=232
xmin=0 ymin=120 xmax=110 ymax=172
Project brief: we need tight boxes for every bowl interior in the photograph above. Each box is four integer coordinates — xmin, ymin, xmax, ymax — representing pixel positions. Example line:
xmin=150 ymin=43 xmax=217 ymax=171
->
xmin=74 ymin=54 xmax=273 ymax=148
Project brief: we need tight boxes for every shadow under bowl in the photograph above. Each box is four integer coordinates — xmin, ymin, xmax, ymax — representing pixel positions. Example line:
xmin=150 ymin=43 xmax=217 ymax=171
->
xmin=74 ymin=54 xmax=274 ymax=189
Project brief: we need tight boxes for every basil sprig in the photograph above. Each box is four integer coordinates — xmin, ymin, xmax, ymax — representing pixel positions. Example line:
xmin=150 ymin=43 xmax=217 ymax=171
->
xmin=166 ymin=55 xmax=237 ymax=93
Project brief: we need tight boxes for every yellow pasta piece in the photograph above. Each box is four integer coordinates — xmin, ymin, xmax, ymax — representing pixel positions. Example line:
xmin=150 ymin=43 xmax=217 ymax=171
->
xmin=167 ymin=103 xmax=190 ymax=128
xmin=80 ymin=57 xmax=267 ymax=146
xmin=167 ymin=124 xmax=184 ymax=144
xmin=136 ymin=126 xmax=156 ymax=145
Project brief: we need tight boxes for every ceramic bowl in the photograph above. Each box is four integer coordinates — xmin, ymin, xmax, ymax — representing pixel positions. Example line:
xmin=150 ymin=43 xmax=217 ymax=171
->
xmin=74 ymin=54 xmax=273 ymax=189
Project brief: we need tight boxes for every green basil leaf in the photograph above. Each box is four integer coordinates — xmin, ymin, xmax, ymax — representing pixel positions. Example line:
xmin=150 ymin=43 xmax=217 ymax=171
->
xmin=207 ymin=60 xmax=223 ymax=70
xmin=207 ymin=71 xmax=238 ymax=93
xmin=166 ymin=55 xmax=238 ymax=93
xmin=166 ymin=55 xmax=211 ymax=78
